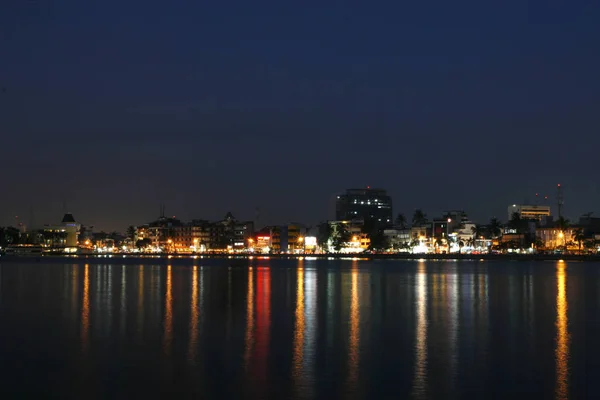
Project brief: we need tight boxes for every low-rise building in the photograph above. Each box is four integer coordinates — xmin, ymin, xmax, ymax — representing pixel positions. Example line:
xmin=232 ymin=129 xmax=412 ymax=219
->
xmin=384 ymin=228 xmax=411 ymax=250
xmin=536 ymin=227 xmax=576 ymax=250
xmin=270 ymin=224 xmax=303 ymax=253
xmin=42 ymin=213 xmax=81 ymax=251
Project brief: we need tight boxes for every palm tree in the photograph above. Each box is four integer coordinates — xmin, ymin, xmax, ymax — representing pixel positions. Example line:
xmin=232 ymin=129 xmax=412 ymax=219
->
xmin=410 ymin=238 xmax=420 ymax=252
xmin=488 ymin=217 xmax=502 ymax=239
xmin=466 ymin=237 xmax=474 ymax=248
xmin=446 ymin=235 xmax=455 ymax=252
xmin=471 ymin=224 xmax=486 ymax=246
xmin=317 ymin=222 xmax=333 ymax=251
xmin=395 ymin=213 xmax=407 ymax=229
xmin=412 ymin=209 xmax=427 ymax=227
xmin=509 ymin=212 xmax=523 ymax=232
xmin=573 ymin=228 xmax=585 ymax=254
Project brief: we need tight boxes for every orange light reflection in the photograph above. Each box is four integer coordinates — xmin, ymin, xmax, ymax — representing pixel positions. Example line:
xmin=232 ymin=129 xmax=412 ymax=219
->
xmin=188 ymin=266 xmax=199 ymax=363
xmin=81 ymin=264 xmax=90 ymax=354
xmin=555 ymin=263 xmax=569 ymax=400
xmin=244 ymin=267 xmax=255 ymax=369
xmin=164 ymin=265 xmax=173 ymax=356
xmin=348 ymin=264 xmax=360 ymax=386
xmin=292 ymin=266 xmax=305 ymax=378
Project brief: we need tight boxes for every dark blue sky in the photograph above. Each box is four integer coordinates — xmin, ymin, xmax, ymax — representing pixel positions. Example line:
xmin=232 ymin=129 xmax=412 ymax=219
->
xmin=1 ymin=1 xmax=599 ymax=231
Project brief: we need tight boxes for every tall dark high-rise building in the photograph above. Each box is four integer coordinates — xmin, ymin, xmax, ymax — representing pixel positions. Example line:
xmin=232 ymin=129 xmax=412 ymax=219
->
xmin=335 ymin=188 xmax=393 ymax=228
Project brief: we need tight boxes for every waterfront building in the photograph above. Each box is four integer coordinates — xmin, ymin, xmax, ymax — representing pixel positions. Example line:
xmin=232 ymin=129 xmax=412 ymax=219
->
xmin=137 ymin=216 xmax=182 ymax=250
xmin=270 ymin=224 xmax=302 ymax=253
xmin=536 ymin=227 xmax=575 ymax=250
xmin=171 ymin=222 xmax=204 ymax=252
xmin=325 ymin=220 xmax=367 ymax=253
xmin=210 ymin=212 xmax=254 ymax=251
xmin=383 ymin=228 xmax=411 ymax=249
xmin=410 ymin=226 xmax=428 ymax=242
xmin=335 ymin=188 xmax=393 ymax=229
xmin=250 ymin=232 xmax=271 ymax=253
xmin=40 ymin=213 xmax=81 ymax=252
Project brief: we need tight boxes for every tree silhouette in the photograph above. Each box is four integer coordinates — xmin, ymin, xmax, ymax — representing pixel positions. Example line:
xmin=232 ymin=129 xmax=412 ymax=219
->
xmin=317 ymin=222 xmax=333 ymax=251
xmin=573 ymin=228 xmax=585 ymax=254
xmin=127 ymin=226 xmax=136 ymax=242
xmin=332 ymin=224 xmax=351 ymax=252
xmin=395 ymin=213 xmax=407 ymax=229
xmin=368 ymin=230 xmax=389 ymax=251
xmin=412 ymin=209 xmax=427 ymax=227
xmin=488 ymin=217 xmax=502 ymax=238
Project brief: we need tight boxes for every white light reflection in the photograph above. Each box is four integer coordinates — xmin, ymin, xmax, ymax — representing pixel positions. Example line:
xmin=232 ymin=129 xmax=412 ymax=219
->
xmin=411 ymin=261 xmax=428 ymax=399
xmin=448 ymin=269 xmax=459 ymax=388
xmin=304 ymin=268 xmax=317 ymax=398
xmin=105 ymin=265 xmax=113 ymax=337
xmin=477 ymin=272 xmax=489 ymax=373
xmin=326 ymin=271 xmax=335 ymax=350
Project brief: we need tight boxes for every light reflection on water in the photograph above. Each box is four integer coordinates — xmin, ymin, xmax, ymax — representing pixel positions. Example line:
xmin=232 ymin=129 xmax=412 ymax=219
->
xmin=163 ymin=265 xmax=172 ymax=357
xmin=555 ymin=264 xmax=569 ymax=400
xmin=411 ymin=261 xmax=428 ymax=399
xmin=347 ymin=263 xmax=360 ymax=393
xmin=244 ymin=266 xmax=254 ymax=371
xmin=81 ymin=264 xmax=89 ymax=355
xmin=0 ymin=259 xmax=587 ymax=399
xmin=292 ymin=266 xmax=304 ymax=382
xmin=188 ymin=265 xmax=199 ymax=363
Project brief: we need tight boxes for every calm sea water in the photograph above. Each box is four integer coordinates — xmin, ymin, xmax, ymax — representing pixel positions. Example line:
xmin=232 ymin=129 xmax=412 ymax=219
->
xmin=0 ymin=258 xmax=595 ymax=399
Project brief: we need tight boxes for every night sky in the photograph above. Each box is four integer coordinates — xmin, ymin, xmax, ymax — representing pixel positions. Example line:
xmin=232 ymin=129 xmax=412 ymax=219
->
xmin=1 ymin=1 xmax=599 ymax=231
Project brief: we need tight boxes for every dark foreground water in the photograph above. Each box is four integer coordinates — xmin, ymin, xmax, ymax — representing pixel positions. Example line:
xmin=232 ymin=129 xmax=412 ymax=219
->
xmin=0 ymin=258 xmax=596 ymax=399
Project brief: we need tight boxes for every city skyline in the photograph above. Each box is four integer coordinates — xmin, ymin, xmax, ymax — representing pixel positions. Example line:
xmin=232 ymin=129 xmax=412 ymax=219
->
xmin=0 ymin=183 xmax=587 ymax=233
xmin=1 ymin=1 xmax=599 ymax=231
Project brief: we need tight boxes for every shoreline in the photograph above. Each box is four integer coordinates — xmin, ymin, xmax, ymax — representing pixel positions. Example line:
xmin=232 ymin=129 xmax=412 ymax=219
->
xmin=1 ymin=252 xmax=599 ymax=264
